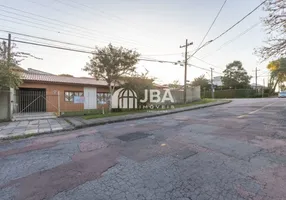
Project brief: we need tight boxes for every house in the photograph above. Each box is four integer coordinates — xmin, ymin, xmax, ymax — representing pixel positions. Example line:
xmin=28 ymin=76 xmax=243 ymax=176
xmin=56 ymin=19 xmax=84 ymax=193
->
xmin=250 ymin=83 xmax=265 ymax=90
xmin=12 ymin=69 xmax=111 ymax=115
xmin=213 ymin=76 xmax=223 ymax=87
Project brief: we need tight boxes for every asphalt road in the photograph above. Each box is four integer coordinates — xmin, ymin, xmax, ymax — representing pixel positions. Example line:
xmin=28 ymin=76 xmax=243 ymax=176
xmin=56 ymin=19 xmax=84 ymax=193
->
xmin=1 ymin=98 xmax=286 ymax=200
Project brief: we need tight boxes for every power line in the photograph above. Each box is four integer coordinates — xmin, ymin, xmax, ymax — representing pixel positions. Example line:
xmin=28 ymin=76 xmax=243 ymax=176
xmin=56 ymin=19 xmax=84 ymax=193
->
xmin=196 ymin=0 xmax=228 ymax=52
xmin=189 ymin=0 xmax=267 ymax=57
xmin=0 ymin=30 xmax=95 ymax=50
xmin=210 ymin=0 xmax=267 ymax=43
xmin=0 ymin=5 xmax=149 ymax=48
xmin=192 ymin=56 xmax=224 ymax=70
xmin=0 ymin=36 xmax=223 ymax=75
xmin=0 ymin=17 xmax=113 ymax=44
xmin=142 ymin=53 xmax=182 ymax=57
xmin=142 ymin=53 xmax=224 ymax=71
xmin=56 ymin=0 xmax=157 ymax=40
xmin=0 ymin=37 xmax=93 ymax=54
xmin=189 ymin=64 xmax=222 ymax=74
xmin=203 ymin=21 xmax=261 ymax=58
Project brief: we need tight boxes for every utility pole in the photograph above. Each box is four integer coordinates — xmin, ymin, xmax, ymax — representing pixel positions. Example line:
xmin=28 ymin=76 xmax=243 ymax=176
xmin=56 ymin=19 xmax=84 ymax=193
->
xmin=253 ymin=67 xmax=260 ymax=92
xmin=255 ymin=67 xmax=258 ymax=90
xmin=210 ymin=68 xmax=214 ymax=99
xmin=262 ymin=78 xmax=265 ymax=98
xmin=180 ymin=39 xmax=193 ymax=104
xmin=7 ymin=33 xmax=11 ymax=120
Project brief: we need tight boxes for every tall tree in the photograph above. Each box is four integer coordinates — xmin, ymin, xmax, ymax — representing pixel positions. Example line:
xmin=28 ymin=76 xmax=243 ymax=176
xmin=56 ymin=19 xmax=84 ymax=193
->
xmin=83 ymin=44 xmax=140 ymax=110
xmin=191 ymin=74 xmax=210 ymax=89
xmin=257 ymin=0 xmax=286 ymax=59
xmin=120 ymin=70 xmax=155 ymax=104
xmin=0 ymin=40 xmax=40 ymax=90
xmin=0 ymin=41 xmax=22 ymax=89
xmin=58 ymin=74 xmax=73 ymax=77
xmin=222 ymin=61 xmax=252 ymax=89
xmin=267 ymin=57 xmax=286 ymax=93
xmin=168 ymin=80 xmax=181 ymax=89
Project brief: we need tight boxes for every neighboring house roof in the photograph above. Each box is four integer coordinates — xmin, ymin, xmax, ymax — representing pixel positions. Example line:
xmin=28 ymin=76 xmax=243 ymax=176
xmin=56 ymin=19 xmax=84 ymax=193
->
xmin=21 ymin=73 xmax=109 ymax=86
xmin=11 ymin=65 xmax=27 ymax=72
xmin=27 ymin=68 xmax=54 ymax=75
xmin=250 ymin=83 xmax=265 ymax=88
xmin=153 ymin=83 xmax=169 ymax=89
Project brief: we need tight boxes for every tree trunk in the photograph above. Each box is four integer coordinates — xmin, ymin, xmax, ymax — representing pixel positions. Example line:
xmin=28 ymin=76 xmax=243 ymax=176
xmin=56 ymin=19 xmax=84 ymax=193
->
xmin=270 ymin=79 xmax=279 ymax=94
xmin=108 ymin=84 xmax=112 ymax=112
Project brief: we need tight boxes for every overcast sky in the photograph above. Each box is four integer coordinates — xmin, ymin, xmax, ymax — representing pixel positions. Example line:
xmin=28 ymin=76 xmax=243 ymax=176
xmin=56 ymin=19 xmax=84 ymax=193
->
xmin=0 ymin=0 xmax=270 ymax=85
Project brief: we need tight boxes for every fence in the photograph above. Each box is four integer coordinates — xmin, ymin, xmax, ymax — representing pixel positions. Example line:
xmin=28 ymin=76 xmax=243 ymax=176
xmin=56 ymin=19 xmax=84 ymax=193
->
xmin=13 ymin=90 xmax=59 ymax=114
xmin=201 ymin=89 xmax=263 ymax=99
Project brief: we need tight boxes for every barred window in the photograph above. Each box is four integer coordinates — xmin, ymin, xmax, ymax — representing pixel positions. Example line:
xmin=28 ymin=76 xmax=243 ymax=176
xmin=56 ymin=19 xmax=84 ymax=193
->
xmin=97 ymin=93 xmax=111 ymax=104
xmin=64 ymin=91 xmax=84 ymax=102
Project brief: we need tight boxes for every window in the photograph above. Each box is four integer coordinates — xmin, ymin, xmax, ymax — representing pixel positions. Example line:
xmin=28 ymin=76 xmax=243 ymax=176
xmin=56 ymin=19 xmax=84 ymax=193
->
xmin=64 ymin=91 xmax=83 ymax=102
xmin=97 ymin=93 xmax=111 ymax=104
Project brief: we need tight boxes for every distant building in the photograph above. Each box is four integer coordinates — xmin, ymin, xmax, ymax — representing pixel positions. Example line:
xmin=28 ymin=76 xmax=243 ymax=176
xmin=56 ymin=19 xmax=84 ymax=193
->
xmin=209 ymin=76 xmax=223 ymax=87
xmin=250 ymin=83 xmax=265 ymax=89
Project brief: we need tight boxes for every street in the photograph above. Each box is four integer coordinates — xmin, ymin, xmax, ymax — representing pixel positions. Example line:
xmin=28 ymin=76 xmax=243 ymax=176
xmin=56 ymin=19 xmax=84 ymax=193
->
xmin=1 ymin=98 xmax=286 ymax=200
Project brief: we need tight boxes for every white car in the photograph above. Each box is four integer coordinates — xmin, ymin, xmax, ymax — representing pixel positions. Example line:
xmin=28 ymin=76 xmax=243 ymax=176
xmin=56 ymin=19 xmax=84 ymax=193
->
xmin=278 ymin=91 xmax=286 ymax=98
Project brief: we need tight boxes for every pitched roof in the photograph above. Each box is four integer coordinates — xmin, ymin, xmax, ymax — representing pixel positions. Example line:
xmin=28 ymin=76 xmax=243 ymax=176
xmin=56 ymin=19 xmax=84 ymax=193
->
xmin=27 ymin=68 xmax=54 ymax=75
xmin=21 ymin=73 xmax=108 ymax=86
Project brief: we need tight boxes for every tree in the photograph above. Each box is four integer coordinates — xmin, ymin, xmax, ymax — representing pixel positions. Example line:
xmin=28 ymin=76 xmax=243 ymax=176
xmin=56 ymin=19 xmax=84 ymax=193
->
xmin=83 ymin=44 xmax=140 ymax=110
xmin=0 ymin=41 xmax=22 ymax=90
xmin=267 ymin=57 xmax=286 ymax=93
xmin=168 ymin=80 xmax=181 ymax=89
xmin=0 ymin=40 xmax=40 ymax=90
xmin=222 ymin=61 xmax=252 ymax=89
xmin=58 ymin=74 xmax=73 ymax=77
xmin=120 ymin=70 xmax=155 ymax=105
xmin=257 ymin=0 xmax=286 ymax=59
xmin=191 ymin=75 xmax=210 ymax=89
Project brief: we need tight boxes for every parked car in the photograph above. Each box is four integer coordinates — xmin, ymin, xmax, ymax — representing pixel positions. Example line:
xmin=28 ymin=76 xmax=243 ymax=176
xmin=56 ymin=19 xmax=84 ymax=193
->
xmin=278 ymin=91 xmax=286 ymax=98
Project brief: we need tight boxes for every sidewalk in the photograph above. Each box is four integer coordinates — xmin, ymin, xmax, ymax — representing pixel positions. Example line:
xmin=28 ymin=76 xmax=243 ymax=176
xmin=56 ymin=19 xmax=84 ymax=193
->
xmin=65 ymin=100 xmax=231 ymax=128
xmin=0 ymin=118 xmax=73 ymax=139
xmin=0 ymin=100 xmax=230 ymax=139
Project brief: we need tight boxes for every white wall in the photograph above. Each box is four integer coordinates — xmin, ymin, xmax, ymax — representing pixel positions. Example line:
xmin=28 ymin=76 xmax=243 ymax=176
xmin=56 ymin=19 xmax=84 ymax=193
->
xmin=0 ymin=90 xmax=10 ymax=121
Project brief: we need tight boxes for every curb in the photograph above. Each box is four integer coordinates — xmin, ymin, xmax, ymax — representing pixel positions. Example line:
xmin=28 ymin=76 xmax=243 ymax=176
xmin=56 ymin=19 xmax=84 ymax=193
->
xmin=0 ymin=126 xmax=74 ymax=140
xmin=1 ymin=100 xmax=231 ymax=141
xmin=68 ymin=100 xmax=232 ymax=129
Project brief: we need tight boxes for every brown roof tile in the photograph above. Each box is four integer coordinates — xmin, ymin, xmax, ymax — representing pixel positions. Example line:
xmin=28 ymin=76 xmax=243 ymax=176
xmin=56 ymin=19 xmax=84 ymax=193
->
xmin=21 ymin=73 xmax=108 ymax=86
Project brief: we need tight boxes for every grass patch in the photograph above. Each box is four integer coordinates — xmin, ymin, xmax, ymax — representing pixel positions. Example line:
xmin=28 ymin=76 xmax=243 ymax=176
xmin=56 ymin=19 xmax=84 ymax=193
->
xmin=83 ymin=110 xmax=147 ymax=120
xmin=174 ymin=99 xmax=216 ymax=108
xmin=83 ymin=99 xmax=216 ymax=120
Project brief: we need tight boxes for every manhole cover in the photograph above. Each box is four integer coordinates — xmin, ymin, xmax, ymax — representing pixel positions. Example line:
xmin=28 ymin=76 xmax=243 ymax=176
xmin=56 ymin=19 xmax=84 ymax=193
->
xmin=117 ymin=132 xmax=151 ymax=141
xmin=173 ymin=148 xmax=198 ymax=159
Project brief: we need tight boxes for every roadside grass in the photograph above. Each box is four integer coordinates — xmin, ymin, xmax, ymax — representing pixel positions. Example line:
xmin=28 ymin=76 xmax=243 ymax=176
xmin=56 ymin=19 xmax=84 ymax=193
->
xmin=174 ymin=98 xmax=216 ymax=108
xmin=83 ymin=99 xmax=216 ymax=120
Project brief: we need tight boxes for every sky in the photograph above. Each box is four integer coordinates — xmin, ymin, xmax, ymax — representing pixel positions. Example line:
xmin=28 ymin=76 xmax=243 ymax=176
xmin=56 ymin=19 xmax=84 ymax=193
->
xmin=0 ymin=0 xmax=270 ymax=85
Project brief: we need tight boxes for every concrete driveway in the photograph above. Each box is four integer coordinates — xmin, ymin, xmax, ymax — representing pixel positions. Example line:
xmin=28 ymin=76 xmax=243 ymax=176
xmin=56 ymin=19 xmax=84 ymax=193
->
xmin=1 ymin=98 xmax=286 ymax=200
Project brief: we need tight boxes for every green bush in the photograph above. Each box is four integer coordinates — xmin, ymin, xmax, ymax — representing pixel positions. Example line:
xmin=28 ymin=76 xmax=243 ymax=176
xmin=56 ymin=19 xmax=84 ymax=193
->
xmin=201 ymin=89 xmax=260 ymax=98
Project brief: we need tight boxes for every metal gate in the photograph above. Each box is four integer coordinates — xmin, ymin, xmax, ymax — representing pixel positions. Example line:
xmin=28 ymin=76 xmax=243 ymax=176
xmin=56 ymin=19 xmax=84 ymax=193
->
xmin=13 ymin=89 xmax=60 ymax=114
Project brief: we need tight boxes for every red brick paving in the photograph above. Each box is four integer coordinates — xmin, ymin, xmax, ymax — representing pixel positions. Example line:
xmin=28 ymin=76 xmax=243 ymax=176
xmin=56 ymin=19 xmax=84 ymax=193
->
xmin=2 ymin=147 xmax=119 ymax=200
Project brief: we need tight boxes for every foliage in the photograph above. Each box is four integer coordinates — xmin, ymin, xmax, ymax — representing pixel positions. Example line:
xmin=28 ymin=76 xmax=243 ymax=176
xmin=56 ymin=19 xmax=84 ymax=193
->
xmin=202 ymin=89 xmax=257 ymax=98
xmin=221 ymin=61 xmax=252 ymax=89
xmin=120 ymin=70 xmax=155 ymax=104
xmin=168 ymin=80 xmax=181 ymax=89
xmin=83 ymin=44 xmax=140 ymax=110
xmin=191 ymin=74 xmax=210 ymax=89
xmin=58 ymin=74 xmax=73 ymax=77
xmin=0 ymin=41 xmax=22 ymax=89
xmin=257 ymin=0 xmax=286 ymax=59
xmin=267 ymin=57 xmax=286 ymax=93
